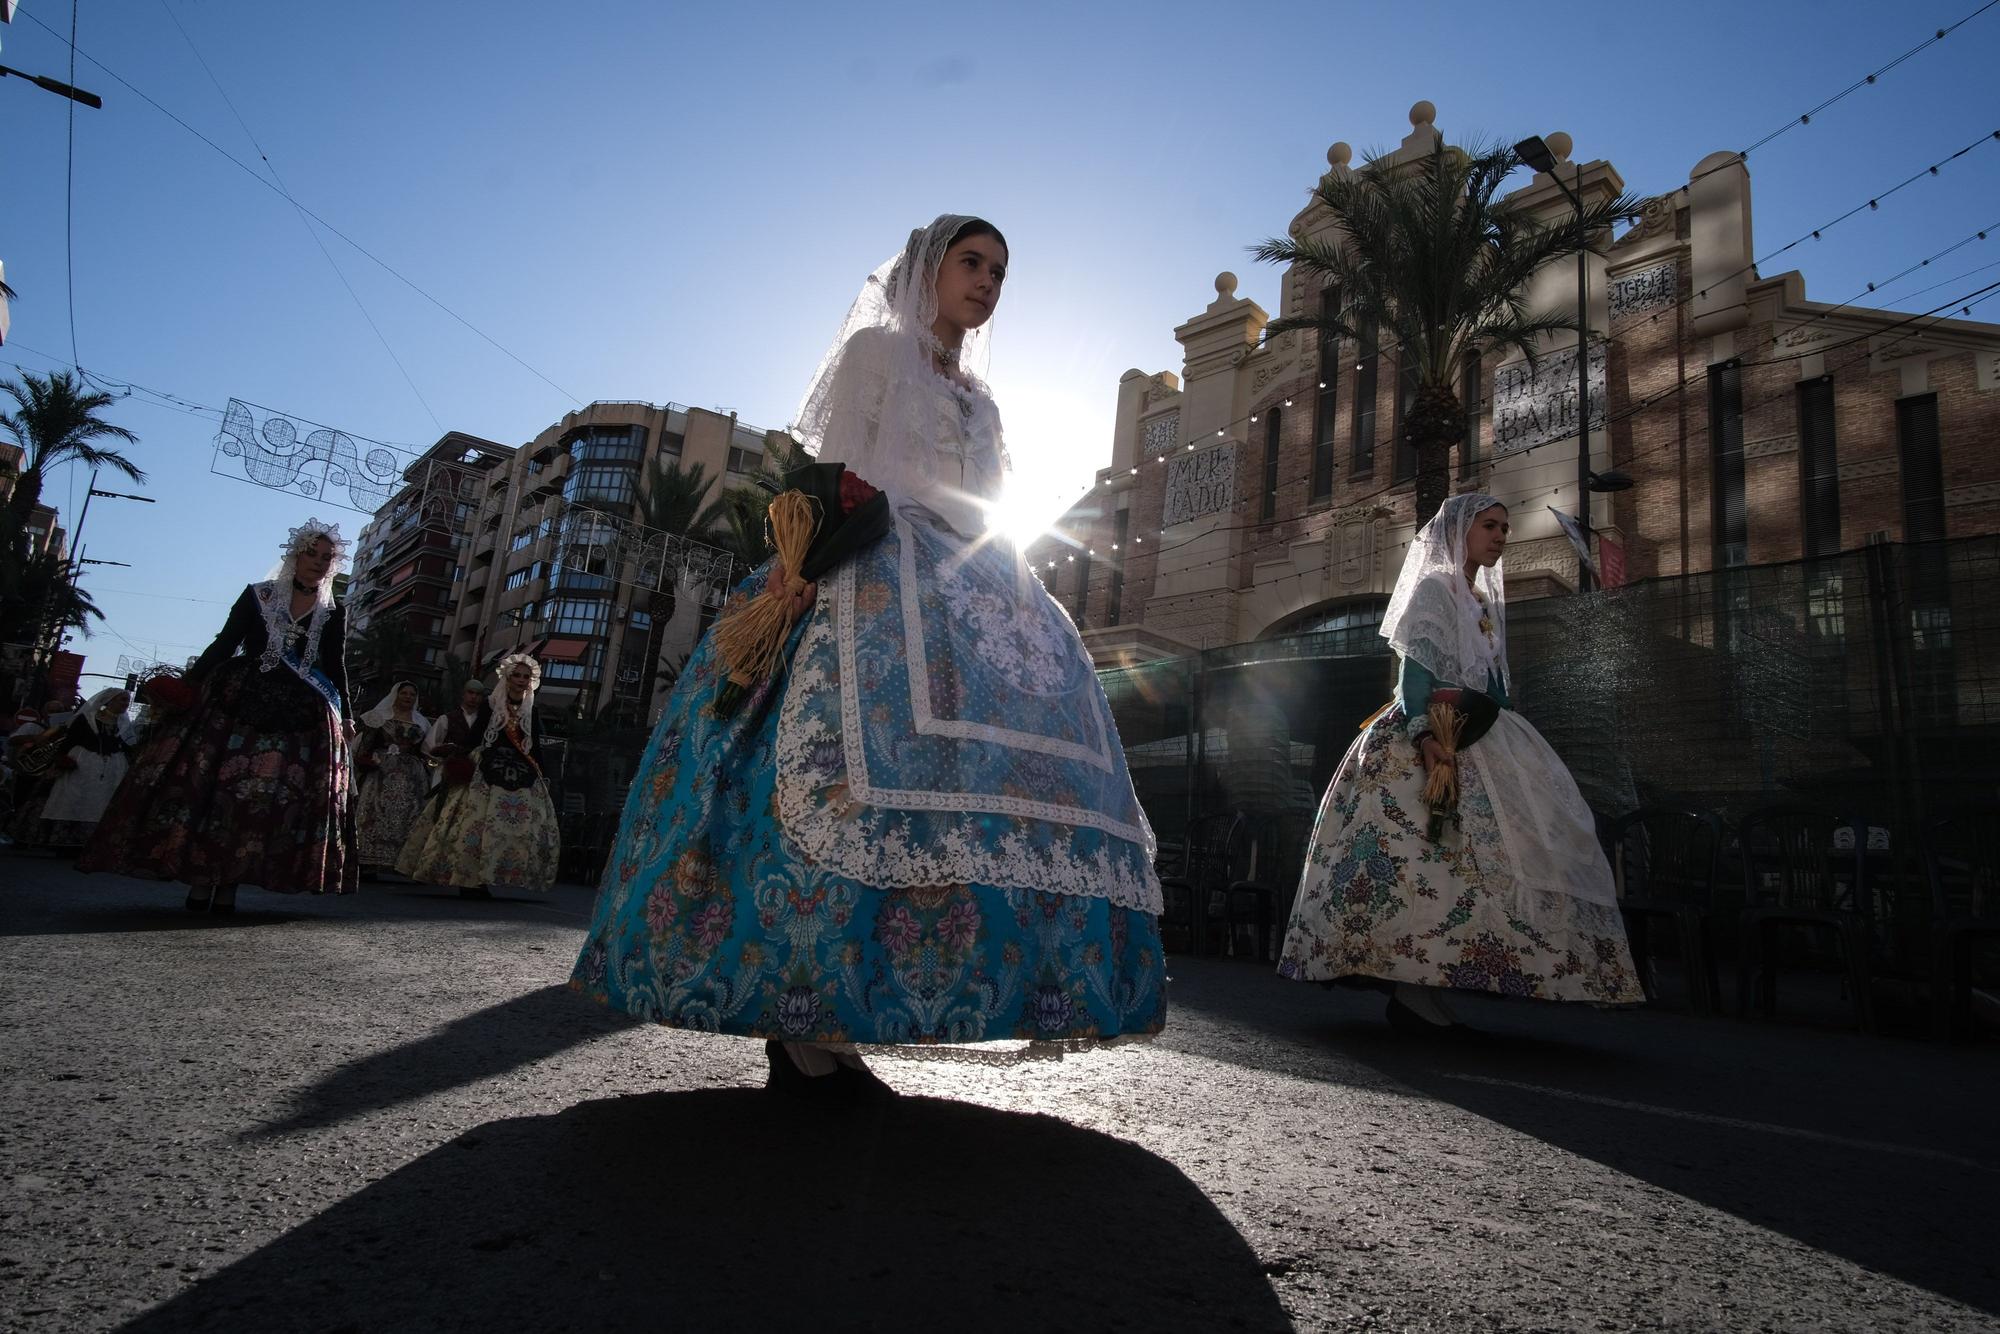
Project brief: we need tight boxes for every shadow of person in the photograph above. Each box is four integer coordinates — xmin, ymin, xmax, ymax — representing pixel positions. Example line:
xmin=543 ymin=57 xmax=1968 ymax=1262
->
xmin=125 ymin=1090 xmax=1292 ymax=1332
xmin=0 ymin=891 xmax=316 ymax=938
xmin=249 ymin=986 xmax=641 ymax=1139
xmin=1333 ymin=1017 xmax=2000 ymax=1317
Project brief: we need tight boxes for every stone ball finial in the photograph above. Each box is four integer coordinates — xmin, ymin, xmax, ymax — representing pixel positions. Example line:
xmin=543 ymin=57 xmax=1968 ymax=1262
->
xmin=1410 ymin=100 xmax=1436 ymax=128
xmin=1546 ymin=131 xmax=1573 ymax=164
xmin=1327 ymin=141 xmax=1352 ymax=169
xmin=1215 ymin=272 xmax=1239 ymax=300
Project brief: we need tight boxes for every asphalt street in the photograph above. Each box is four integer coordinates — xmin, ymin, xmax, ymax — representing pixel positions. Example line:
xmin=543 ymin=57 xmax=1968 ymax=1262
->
xmin=2 ymin=855 xmax=1996 ymax=1333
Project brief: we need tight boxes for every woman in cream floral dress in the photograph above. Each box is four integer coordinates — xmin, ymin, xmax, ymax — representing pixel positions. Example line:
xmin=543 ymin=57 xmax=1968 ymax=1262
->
xmin=1278 ymin=493 xmax=1640 ymax=1032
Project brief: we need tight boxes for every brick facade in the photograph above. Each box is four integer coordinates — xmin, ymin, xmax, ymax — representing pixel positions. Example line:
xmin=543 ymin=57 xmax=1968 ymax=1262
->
xmin=1029 ymin=107 xmax=2000 ymax=666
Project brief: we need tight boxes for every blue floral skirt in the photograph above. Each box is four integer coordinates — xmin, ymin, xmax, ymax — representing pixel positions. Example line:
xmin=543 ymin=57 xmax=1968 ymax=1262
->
xmin=570 ymin=569 xmax=1168 ymax=1052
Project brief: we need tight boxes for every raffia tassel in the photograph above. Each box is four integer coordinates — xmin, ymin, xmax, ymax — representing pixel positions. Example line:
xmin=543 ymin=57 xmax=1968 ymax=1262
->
xmin=1419 ymin=701 xmax=1466 ymax=810
xmin=713 ymin=489 xmax=824 ymax=690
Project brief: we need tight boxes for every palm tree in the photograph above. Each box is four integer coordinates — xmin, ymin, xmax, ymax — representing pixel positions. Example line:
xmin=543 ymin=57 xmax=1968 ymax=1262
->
xmin=346 ymin=613 xmax=423 ymax=704
xmin=0 ymin=550 xmax=102 ymax=654
xmin=1 ymin=370 xmax=145 ymax=543
xmin=711 ymin=433 xmax=815 ymax=567
xmin=1252 ymin=139 xmax=1644 ymax=528
xmin=637 ymin=456 xmax=730 ymax=545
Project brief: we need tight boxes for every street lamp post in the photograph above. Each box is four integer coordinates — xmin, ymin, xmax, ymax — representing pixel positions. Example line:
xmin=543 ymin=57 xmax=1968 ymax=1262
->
xmin=0 ymin=62 xmax=103 ymax=109
xmin=1515 ymin=134 xmax=1595 ymax=592
xmin=29 ymin=472 xmax=153 ymax=698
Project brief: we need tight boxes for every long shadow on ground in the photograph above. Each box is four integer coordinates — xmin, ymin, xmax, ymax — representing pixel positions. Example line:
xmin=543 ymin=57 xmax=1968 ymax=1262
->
xmin=0 ymin=870 xmax=590 ymax=937
xmin=1166 ymin=960 xmax=2000 ymax=1315
xmin=1340 ymin=1022 xmax=2000 ymax=1317
xmin=129 ymin=1090 xmax=1292 ymax=1333
xmin=249 ymin=984 xmax=641 ymax=1138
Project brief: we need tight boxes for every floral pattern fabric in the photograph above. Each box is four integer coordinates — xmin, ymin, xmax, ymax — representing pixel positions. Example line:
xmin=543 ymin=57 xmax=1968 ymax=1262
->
xmin=571 ymin=568 xmax=1168 ymax=1052
xmin=1278 ymin=703 xmax=1640 ymax=1004
xmin=354 ymin=719 xmax=429 ymax=867
xmin=78 ymin=657 xmax=356 ymax=894
xmin=396 ymin=739 xmax=558 ymax=892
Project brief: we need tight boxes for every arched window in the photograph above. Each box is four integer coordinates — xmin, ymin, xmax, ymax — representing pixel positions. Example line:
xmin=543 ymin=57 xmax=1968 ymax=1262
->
xmin=1261 ymin=597 xmax=1389 ymax=654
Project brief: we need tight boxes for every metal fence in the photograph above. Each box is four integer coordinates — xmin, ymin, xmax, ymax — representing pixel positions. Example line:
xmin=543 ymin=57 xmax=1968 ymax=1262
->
xmin=1102 ymin=534 xmax=2000 ymax=900
xmin=548 ymin=535 xmax=2000 ymax=902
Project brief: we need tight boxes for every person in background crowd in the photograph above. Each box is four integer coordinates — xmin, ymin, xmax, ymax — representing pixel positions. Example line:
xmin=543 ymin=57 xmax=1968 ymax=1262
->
xmin=399 ymin=655 xmax=557 ymax=898
xmin=31 ymin=688 xmax=135 ymax=851
xmin=394 ymin=678 xmax=490 ymax=897
xmin=5 ymin=697 xmax=79 ymax=846
xmin=350 ymin=680 xmax=430 ymax=877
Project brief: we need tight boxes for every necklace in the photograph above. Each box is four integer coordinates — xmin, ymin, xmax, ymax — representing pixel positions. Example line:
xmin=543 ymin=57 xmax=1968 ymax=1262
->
xmin=1470 ymin=586 xmax=1496 ymax=643
xmin=292 ymin=579 xmax=314 ymax=593
xmin=919 ymin=326 xmax=962 ymax=370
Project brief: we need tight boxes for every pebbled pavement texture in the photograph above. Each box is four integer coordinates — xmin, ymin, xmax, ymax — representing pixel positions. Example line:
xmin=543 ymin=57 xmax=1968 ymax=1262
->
xmin=2 ymin=856 xmax=1996 ymax=1332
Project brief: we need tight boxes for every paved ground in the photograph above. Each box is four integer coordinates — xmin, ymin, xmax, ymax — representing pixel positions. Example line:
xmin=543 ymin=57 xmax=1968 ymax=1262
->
xmin=2 ymin=854 xmax=1996 ymax=1333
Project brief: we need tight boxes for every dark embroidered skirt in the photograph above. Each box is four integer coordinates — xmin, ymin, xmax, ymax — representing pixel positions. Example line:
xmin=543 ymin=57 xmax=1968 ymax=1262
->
xmin=78 ymin=658 xmax=357 ymax=894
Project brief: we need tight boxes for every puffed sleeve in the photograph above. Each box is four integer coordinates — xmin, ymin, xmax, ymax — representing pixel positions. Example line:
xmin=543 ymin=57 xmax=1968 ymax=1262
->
xmin=805 ymin=328 xmax=892 ymax=484
xmin=1398 ymin=658 xmax=1440 ymax=740
xmin=185 ymin=586 xmax=260 ymax=684
xmin=320 ymin=604 xmax=352 ymax=721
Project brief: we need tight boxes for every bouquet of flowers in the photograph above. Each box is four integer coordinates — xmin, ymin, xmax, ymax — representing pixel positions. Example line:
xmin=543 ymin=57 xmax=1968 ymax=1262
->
xmin=1419 ymin=686 xmax=1501 ymax=842
xmin=134 ymin=663 xmax=198 ymax=715
xmin=712 ymin=461 xmax=889 ymax=717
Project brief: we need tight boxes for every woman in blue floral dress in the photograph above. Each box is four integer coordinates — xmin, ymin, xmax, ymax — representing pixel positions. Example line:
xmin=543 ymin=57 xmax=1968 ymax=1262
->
xmin=570 ymin=216 xmax=1166 ymax=1093
xmin=1277 ymin=493 xmax=1640 ymax=1032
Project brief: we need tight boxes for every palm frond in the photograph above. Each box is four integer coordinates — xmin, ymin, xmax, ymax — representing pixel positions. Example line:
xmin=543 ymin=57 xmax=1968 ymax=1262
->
xmin=1249 ymin=135 xmax=1642 ymax=524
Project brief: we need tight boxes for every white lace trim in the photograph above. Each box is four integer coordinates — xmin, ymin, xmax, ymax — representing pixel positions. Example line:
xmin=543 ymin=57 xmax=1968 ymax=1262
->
xmin=829 ymin=555 xmax=1151 ymax=849
xmin=774 ymin=601 xmax=1163 ymax=914
xmin=253 ymin=580 xmax=334 ymax=684
xmin=788 ymin=1032 xmax=1159 ymax=1066
xmin=896 ymin=517 xmax=1118 ymax=771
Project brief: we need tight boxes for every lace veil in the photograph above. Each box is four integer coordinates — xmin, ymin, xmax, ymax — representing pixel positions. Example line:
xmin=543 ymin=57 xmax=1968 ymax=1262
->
xmin=254 ymin=517 xmax=346 ymax=682
xmin=1379 ymin=492 xmax=1510 ymax=693
xmin=357 ymin=681 xmax=429 ymax=735
xmin=484 ymin=653 xmax=541 ymax=750
xmin=790 ymin=215 xmax=1008 ymax=535
xmin=76 ymin=686 xmax=136 ymax=743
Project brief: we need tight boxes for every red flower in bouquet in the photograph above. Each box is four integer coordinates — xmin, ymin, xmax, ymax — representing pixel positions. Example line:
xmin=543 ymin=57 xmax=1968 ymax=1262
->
xmin=837 ymin=470 xmax=880 ymax=515
xmin=137 ymin=672 xmax=197 ymax=714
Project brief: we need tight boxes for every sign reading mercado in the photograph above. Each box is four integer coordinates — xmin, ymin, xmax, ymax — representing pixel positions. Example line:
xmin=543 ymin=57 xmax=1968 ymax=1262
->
xmin=1491 ymin=341 xmax=1607 ymax=456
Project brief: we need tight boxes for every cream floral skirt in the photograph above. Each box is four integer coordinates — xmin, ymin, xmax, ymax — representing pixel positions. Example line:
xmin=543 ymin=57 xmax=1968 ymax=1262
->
xmin=1278 ymin=704 xmax=1641 ymax=1004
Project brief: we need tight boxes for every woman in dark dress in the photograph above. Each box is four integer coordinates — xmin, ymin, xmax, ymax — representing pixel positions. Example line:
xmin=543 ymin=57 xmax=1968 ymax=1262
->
xmin=81 ymin=519 xmax=358 ymax=912
xmin=351 ymin=680 xmax=431 ymax=874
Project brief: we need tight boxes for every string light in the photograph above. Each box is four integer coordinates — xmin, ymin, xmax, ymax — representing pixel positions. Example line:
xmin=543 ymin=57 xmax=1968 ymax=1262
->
xmin=1025 ymin=272 xmax=1998 ymax=586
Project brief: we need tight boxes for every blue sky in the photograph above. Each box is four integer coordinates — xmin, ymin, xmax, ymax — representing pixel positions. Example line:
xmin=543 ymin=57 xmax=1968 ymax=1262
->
xmin=3 ymin=0 xmax=1996 ymax=684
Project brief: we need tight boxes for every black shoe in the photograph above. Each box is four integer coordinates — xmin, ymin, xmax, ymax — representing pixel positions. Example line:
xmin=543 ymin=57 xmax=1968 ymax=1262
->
xmin=1386 ymin=993 xmax=1470 ymax=1039
xmin=210 ymin=886 xmax=238 ymax=916
xmin=831 ymin=1060 xmax=896 ymax=1104
xmin=763 ymin=1042 xmax=889 ymax=1104
xmin=184 ymin=887 xmax=214 ymax=914
xmin=763 ymin=1040 xmax=824 ymax=1096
